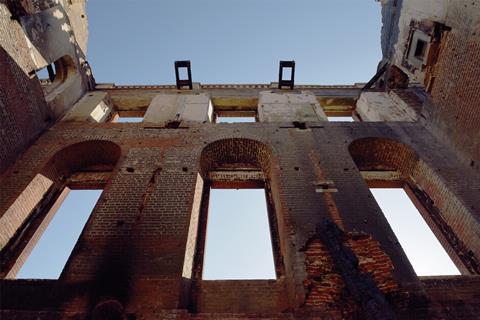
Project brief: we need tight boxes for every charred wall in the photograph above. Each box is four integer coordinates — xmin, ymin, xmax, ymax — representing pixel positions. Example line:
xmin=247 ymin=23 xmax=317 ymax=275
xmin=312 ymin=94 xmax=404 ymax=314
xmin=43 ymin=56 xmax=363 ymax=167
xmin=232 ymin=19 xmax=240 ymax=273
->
xmin=0 ymin=100 xmax=479 ymax=318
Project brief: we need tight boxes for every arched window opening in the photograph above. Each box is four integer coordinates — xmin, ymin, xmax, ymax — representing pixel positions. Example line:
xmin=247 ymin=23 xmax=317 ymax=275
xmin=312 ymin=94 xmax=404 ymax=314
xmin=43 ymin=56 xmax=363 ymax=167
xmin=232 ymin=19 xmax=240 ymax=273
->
xmin=349 ymin=138 xmax=468 ymax=276
xmin=36 ymin=55 xmax=77 ymax=97
xmin=16 ymin=188 xmax=102 ymax=279
xmin=193 ymin=139 xmax=282 ymax=280
xmin=1 ymin=140 xmax=121 ymax=279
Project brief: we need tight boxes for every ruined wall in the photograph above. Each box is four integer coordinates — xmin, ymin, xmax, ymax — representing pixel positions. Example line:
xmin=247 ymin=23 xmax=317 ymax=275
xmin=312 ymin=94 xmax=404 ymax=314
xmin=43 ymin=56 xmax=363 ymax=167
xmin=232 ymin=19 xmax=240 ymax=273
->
xmin=1 ymin=1 xmax=479 ymax=319
xmin=0 ymin=0 xmax=91 ymax=175
xmin=425 ymin=1 xmax=480 ymax=171
xmin=0 ymin=84 xmax=479 ymax=318
xmin=0 ymin=2 xmax=51 ymax=175
xmin=380 ymin=0 xmax=480 ymax=171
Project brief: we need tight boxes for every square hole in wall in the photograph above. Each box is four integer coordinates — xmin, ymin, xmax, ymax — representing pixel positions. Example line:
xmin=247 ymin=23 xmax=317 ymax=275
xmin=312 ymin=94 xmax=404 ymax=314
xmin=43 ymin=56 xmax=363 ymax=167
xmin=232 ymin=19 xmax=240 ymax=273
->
xmin=115 ymin=117 xmax=143 ymax=123
xmin=214 ymin=110 xmax=257 ymax=123
xmin=113 ymin=111 xmax=145 ymax=123
xmin=327 ymin=116 xmax=355 ymax=122
xmin=179 ymin=67 xmax=189 ymax=80
xmin=414 ymin=39 xmax=428 ymax=60
xmin=325 ymin=110 xmax=358 ymax=122
xmin=407 ymin=29 xmax=431 ymax=69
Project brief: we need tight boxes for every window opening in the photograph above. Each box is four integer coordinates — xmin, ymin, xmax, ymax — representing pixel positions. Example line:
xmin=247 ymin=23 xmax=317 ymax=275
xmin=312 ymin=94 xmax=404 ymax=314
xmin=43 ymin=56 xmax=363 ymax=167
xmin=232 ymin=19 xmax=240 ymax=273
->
xmin=414 ymin=39 xmax=427 ymax=60
xmin=202 ymin=188 xmax=276 ymax=280
xmin=282 ymin=67 xmax=292 ymax=80
xmin=328 ymin=116 xmax=355 ymax=122
xmin=36 ymin=64 xmax=56 ymax=83
xmin=278 ymin=60 xmax=295 ymax=89
xmin=174 ymin=60 xmax=193 ymax=89
xmin=115 ymin=117 xmax=143 ymax=123
xmin=216 ymin=117 xmax=256 ymax=123
xmin=406 ymin=29 xmax=430 ymax=69
xmin=16 ymin=189 xmax=102 ymax=279
xmin=113 ymin=111 xmax=144 ymax=123
xmin=370 ymin=188 xmax=460 ymax=276
xmin=214 ymin=110 xmax=257 ymax=123
xmin=179 ymin=67 xmax=189 ymax=80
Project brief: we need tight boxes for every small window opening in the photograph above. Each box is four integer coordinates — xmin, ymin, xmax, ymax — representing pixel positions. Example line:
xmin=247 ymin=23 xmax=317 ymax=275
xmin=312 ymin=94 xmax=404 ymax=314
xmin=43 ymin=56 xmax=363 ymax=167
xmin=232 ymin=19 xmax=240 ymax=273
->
xmin=325 ymin=110 xmax=358 ymax=122
xmin=216 ymin=117 xmax=256 ymax=123
xmin=179 ymin=67 xmax=189 ymax=80
xmin=36 ymin=64 xmax=56 ymax=83
xmin=278 ymin=60 xmax=295 ymax=89
xmin=370 ymin=188 xmax=460 ymax=276
xmin=202 ymin=188 xmax=276 ymax=280
xmin=327 ymin=116 xmax=355 ymax=122
xmin=113 ymin=111 xmax=144 ymax=123
xmin=174 ymin=60 xmax=193 ymax=89
xmin=115 ymin=117 xmax=143 ymax=123
xmin=214 ymin=110 xmax=257 ymax=123
xmin=406 ymin=30 xmax=431 ymax=69
xmin=414 ymin=39 xmax=427 ymax=60
xmin=16 ymin=189 xmax=102 ymax=279
xmin=282 ymin=67 xmax=292 ymax=80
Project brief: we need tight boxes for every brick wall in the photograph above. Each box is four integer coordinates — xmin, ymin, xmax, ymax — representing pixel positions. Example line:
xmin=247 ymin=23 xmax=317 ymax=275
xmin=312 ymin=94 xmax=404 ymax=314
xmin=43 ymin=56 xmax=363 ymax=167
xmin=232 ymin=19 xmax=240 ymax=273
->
xmin=303 ymin=232 xmax=398 ymax=317
xmin=0 ymin=39 xmax=51 ymax=175
xmin=0 ymin=114 xmax=478 ymax=318
xmin=426 ymin=1 xmax=480 ymax=171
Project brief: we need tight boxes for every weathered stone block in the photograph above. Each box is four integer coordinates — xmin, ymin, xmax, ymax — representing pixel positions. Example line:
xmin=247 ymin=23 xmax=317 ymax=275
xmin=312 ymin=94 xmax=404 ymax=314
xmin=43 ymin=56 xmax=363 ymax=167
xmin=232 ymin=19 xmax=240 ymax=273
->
xmin=61 ymin=91 xmax=113 ymax=122
xmin=258 ymin=91 xmax=327 ymax=122
xmin=356 ymin=91 xmax=417 ymax=122
xmin=144 ymin=93 xmax=213 ymax=123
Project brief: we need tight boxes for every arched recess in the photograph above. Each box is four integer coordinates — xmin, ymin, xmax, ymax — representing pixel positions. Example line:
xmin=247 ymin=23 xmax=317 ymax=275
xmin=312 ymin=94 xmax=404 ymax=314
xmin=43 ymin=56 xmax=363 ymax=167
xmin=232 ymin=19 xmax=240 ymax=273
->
xmin=39 ymin=55 xmax=77 ymax=97
xmin=348 ymin=137 xmax=480 ymax=275
xmin=349 ymin=138 xmax=417 ymax=177
xmin=182 ymin=138 xmax=292 ymax=313
xmin=199 ymin=138 xmax=273 ymax=178
xmin=0 ymin=140 xmax=121 ymax=279
xmin=41 ymin=140 xmax=121 ymax=183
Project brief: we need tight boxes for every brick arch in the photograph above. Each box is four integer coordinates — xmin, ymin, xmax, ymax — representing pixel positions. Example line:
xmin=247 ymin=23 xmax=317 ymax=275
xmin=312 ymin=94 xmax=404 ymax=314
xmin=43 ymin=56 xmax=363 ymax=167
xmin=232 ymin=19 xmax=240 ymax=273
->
xmin=348 ymin=137 xmax=418 ymax=177
xmin=42 ymin=55 xmax=78 ymax=97
xmin=190 ymin=138 xmax=292 ymax=308
xmin=199 ymin=138 xmax=273 ymax=176
xmin=52 ymin=55 xmax=77 ymax=84
xmin=348 ymin=137 xmax=480 ymax=275
xmin=41 ymin=140 xmax=121 ymax=182
xmin=0 ymin=140 xmax=121 ymax=277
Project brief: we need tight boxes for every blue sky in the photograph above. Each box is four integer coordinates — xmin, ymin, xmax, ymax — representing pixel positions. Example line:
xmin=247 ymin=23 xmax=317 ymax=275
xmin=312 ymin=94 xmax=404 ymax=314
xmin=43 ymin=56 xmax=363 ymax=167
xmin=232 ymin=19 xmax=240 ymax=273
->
xmin=17 ymin=190 xmax=102 ymax=279
xmin=203 ymin=189 xmax=276 ymax=279
xmin=371 ymin=189 xmax=459 ymax=276
xmin=17 ymin=1 xmax=460 ymax=279
xmin=86 ymin=0 xmax=382 ymax=85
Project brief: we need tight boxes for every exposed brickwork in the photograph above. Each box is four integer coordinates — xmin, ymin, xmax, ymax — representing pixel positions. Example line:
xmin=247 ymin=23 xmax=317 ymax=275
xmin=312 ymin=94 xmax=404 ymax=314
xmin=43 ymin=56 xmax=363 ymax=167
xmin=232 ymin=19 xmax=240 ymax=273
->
xmin=0 ymin=119 xmax=478 ymax=318
xmin=348 ymin=137 xmax=480 ymax=275
xmin=421 ymin=276 xmax=480 ymax=319
xmin=200 ymin=138 xmax=273 ymax=175
xmin=191 ymin=280 xmax=289 ymax=314
xmin=0 ymin=44 xmax=50 ymax=175
xmin=425 ymin=1 xmax=480 ymax=170
xmin=1 ymin=0 xmax=480 ymax=318
xmin=303 ymin=232 xmax=398 ymax=317
xmin=303 ymin=239 xmax=353 ymax=315
xmin=346 ymin=233 xmax=398 ymax=294
xmin=0 ymin=0 xmax=90 ymax=175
